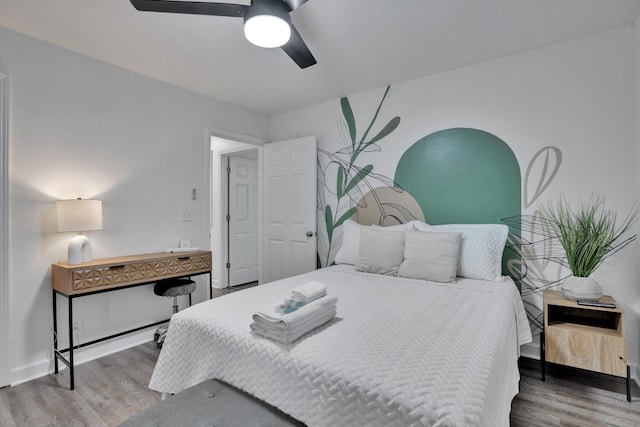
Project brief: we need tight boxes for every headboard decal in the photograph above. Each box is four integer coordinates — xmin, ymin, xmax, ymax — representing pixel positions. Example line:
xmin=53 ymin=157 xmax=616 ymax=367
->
xmin=394 ymin=128 xmax=521 ymax=276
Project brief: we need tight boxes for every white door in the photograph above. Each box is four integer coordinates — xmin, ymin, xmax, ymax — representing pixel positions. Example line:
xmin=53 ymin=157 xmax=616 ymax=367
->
xmin=263 ymin=136 xmax=317 ymax=283
xmin=228 ymin=156 xmax=259 ymax=286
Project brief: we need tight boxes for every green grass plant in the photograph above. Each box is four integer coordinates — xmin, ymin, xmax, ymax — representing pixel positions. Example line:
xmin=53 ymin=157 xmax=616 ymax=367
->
xmin=542 ymin=195 xmax=638 ymax=277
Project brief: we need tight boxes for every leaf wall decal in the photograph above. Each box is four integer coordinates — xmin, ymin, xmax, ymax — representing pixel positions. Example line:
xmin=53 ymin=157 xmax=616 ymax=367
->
xmin=343 ymin=164 xmax=373 ymax=196
xmin=360 ymin=85 xmax=391 ymax=144
xmin=335 ymin=207 xmax=357 ymax=229
xmin=336 ymin=165 xmax=345 ymax=197
xmin=340 ymin=97 xmax=357 ymax=145
xmin=367 ymin=116 xmax=401 ymax=146
xmin=325 ymin=205 xmax=334 ymax=242
xmin=337 ymin=118 xmax=353 ymax=151
xmin=524 ymin=146 xmax=562 ymax=209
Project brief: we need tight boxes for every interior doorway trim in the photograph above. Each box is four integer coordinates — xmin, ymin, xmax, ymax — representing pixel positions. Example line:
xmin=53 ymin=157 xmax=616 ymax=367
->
xmin=0 ymin=74 xmax=11 ymax=386
xmin=208 ymin=127 xmax=265 ymax=290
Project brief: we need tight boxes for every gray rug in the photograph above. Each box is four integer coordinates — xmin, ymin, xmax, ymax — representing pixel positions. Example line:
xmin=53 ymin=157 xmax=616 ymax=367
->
xmin=118 ymin=379 xmax=305 ymax=427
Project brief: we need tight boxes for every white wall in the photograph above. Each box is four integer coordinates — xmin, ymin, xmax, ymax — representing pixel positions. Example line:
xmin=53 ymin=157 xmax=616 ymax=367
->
xmin=635 ymin=16 xmax=640 ymax=383
xmin=0 ymin=26 xmax=269 ymax=384
xmin=270 ymin=26 xmax=640 ymax=373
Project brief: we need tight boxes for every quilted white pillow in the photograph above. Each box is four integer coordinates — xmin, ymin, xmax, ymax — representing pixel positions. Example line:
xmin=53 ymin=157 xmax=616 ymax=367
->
xmin=413 ymin=222 xmax=508 ymax=281
xmin=334 ymin=219 xmax=415 ymax=265
xmin=355 ymin=227 xmax=405 ymax=275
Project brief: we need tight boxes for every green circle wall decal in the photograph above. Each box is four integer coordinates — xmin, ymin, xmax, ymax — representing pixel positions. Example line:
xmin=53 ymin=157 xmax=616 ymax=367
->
xmin=394 ymin=128 xmax=521 ymax=276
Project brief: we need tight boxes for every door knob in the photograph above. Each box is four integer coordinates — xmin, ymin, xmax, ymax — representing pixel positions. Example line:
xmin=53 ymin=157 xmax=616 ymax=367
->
xmin=306 ymin=231 xmax=314 ymax=237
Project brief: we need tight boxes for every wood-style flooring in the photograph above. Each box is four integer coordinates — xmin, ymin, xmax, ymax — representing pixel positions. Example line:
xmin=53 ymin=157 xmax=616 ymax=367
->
xmin=1 ymin=340 xmax=639 ymax=426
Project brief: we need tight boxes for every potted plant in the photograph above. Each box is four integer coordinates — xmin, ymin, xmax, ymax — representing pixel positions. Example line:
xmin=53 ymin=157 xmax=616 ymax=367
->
xmin=542 ymin=195 xmax=638 ymax=301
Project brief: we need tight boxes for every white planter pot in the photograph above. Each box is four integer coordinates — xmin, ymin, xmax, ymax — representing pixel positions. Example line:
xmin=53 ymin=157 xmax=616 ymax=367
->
xmin=561 ymin=276 xmax=602 ymax=301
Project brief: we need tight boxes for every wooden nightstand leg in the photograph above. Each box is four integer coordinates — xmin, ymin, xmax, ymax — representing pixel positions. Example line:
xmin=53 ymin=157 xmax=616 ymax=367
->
xmin=541 ymin=331 xmax=546 ymax=382
xmin=627 ymin=365 xmax=631 ymax=402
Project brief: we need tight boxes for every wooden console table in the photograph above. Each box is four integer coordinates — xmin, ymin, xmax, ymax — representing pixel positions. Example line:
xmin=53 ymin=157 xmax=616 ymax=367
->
xmin=51 ymin=250 xmax=212 ymax=389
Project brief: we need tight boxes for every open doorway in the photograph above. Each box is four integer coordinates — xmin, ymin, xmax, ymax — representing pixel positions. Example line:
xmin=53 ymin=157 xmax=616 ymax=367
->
xmin=211 ymin=136 xmax=261 ymax=290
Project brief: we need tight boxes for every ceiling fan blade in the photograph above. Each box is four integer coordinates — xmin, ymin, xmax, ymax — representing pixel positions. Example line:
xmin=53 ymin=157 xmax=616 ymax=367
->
xmin=281 ymin=24 xmax=316 ymax=68
xmin=282 ymin=0 xmax=309 ymax=12
xmin=130 ymin=0 xmax=247 ymax=17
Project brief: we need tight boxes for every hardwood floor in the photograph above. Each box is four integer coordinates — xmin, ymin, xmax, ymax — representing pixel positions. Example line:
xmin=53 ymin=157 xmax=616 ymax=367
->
xmin=0 ymin=342 xmax=162 ymax=427
xmin=512 ymin=358 xmax=640 ymax=426
xmin=1 ymin=343 xmax=638 ymax=426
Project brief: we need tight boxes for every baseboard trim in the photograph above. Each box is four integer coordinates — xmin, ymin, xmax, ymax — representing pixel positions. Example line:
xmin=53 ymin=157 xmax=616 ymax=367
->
xmin=11 ymin=328 xmax=157 ymax=386
xmin=520 ymin=342 xmax=540 ymax=361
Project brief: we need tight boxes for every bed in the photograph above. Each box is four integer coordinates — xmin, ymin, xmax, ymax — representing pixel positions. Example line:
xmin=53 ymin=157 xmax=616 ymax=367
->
xmin=149 ymin=253 xmax=531 ymax=426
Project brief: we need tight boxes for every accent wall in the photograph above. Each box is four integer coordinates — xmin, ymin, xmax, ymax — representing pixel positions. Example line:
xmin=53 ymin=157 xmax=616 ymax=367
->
xmin=270 ymin=25 xmax=640 ymax=377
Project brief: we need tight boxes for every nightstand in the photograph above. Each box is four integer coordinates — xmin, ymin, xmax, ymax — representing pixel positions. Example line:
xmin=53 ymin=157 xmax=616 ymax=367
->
xmin=541 ymin=289 xmax=630 ymax=401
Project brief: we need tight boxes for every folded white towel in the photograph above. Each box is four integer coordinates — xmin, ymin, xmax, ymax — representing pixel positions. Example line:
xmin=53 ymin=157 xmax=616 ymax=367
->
xmin=253 ymin=302 xmax=336 ymax=333
xmin=252 ymin=295 xmax=338 ymax=330
xmin=290 ymin=281 xmax=328 ymax=303
xmin=251 ymin=307 xmax=338 ymax=344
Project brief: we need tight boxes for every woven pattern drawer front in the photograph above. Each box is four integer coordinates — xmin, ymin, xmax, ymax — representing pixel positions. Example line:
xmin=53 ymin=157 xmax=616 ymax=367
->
xmin=71 ymin=253 xmax=212 ymax=291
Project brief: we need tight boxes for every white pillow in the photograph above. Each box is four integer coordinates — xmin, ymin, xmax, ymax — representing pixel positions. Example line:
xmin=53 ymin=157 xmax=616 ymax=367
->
xmin=399 ymin=230 xmax=462 ymax=283
xmin=334 ymin=219 xmax=362 ymax=265
xmin=334 ymin=219 xmax=415 ymax=265
xmin=355 ymin=227 xmax=405 ymax=275
xmin=372 ymin=220 xmax=417 ymax=231
xmin=413 ymin=222 xmax=508 ymax=281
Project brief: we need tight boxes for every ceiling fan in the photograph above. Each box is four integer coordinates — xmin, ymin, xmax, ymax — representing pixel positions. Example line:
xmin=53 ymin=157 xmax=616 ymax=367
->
xmin=130 ymin=0 xmax=317 ymax=68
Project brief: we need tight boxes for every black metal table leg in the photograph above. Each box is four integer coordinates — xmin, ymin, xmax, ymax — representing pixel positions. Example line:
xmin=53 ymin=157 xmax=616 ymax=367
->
xmin=68 ymin=296 xmax=74 ymax=390
xmin=52 ymin=290 xmax=58 ymax=374
xmin=541 ymin=331 xmax=545 ymax=382
xmin=627 ymin=365 xmax=631 ymax=402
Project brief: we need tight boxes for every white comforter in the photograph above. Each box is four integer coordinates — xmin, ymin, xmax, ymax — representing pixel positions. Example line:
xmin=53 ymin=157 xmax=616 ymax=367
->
xmin=149 ymin=265 xmax=532 ymax=427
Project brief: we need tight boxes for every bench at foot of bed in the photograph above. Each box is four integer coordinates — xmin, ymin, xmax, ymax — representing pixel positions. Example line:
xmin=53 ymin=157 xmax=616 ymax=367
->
xmin=118 ymin=379 xmax=305 ymax=427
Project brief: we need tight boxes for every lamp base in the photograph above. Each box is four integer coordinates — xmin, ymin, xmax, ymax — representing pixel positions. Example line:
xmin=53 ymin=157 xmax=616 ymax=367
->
xmin=68 ymin=235 xmax=93 ymax=265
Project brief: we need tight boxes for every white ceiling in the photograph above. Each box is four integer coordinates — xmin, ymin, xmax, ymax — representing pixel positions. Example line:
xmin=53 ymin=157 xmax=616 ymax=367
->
xmin=1 ymin=0 xmax=639 ymax=116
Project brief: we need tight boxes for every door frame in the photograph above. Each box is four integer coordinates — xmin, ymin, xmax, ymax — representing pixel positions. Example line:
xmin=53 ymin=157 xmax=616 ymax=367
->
xmin=0 ymin=74 xmax=10 ymax=386
xmin=208 ymin=128 xmax=264 ymax=289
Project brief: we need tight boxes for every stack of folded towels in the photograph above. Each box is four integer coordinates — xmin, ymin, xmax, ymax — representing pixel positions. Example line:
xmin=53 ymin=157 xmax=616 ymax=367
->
xmin=250 ymin=281 xmax=338 ymax=344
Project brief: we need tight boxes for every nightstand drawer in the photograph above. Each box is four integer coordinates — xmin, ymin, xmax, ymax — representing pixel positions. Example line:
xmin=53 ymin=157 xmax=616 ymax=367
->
xmin=545 ymin=325 xmax=626 ymax=377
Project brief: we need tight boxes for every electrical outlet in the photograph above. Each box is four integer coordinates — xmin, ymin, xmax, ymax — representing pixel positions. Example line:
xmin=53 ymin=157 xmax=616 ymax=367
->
xmin=73 ymin=320 xmax=80 ymax=333
xmin=179 ymin=238 xmax=190 ymax=248
xmin=180 ymin=207 xmax=193 ymax=222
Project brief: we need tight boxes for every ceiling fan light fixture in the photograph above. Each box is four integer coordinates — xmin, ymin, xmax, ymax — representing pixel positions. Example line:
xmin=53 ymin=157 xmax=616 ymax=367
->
xmin=244 ymin=14 xmax=291 ymax=48
xmin=243 ymin=1 xmax=292 ymax=48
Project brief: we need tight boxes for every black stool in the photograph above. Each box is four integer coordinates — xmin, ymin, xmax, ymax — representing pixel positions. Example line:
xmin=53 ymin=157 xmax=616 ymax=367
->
xmin=153 ymin=278 xmax=196 ymax=348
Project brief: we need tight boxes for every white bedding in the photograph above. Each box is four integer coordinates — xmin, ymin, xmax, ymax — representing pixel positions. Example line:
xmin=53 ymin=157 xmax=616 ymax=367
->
xmin=149 ymin=265 xmax=532 ymax=427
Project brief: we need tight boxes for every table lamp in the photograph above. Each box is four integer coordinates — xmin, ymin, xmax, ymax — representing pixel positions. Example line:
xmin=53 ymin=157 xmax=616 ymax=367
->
xmin=56 ymin=198 xmax=103 ymax=264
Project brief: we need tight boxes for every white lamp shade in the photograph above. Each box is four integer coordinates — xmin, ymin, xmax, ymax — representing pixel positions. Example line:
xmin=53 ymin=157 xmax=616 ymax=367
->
xmin=56 ymin=199 xmax=103 ymax=232
xmin=244 ymin=15 xmax=291 ymax=48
